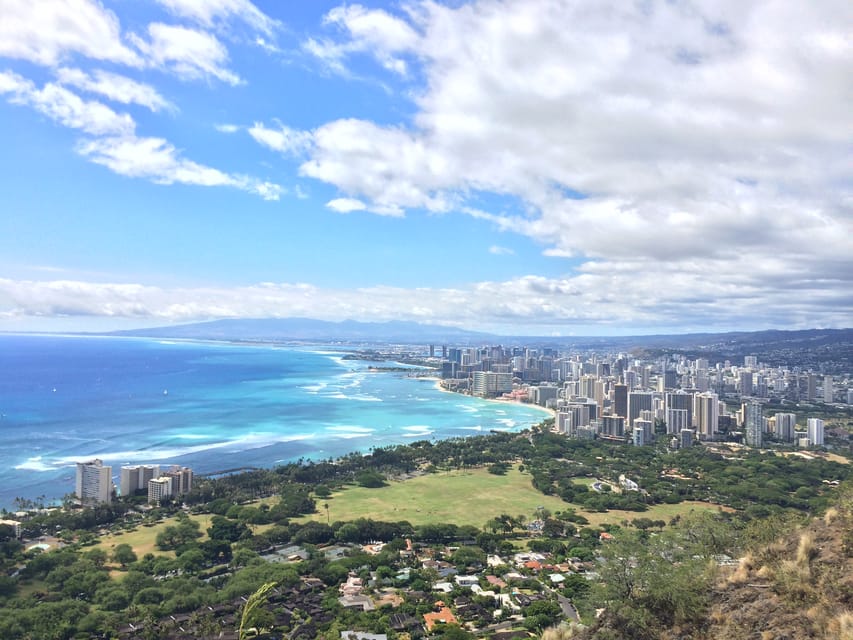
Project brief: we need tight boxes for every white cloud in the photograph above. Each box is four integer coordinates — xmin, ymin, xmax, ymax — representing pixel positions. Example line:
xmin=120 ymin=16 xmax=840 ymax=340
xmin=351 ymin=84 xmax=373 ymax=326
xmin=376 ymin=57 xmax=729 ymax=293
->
xmin=489 ymin=245 xmax=514 ymax=256
xmin=294 ymin=0 xmax=853 ymax=323
xmin=154 ymin=0 xmax=279 ymax=37
xmin=1 ymin=72 xmax=279 ymax=200
xmin=0 ymin=264 xmax=849 ymax=333
xmin=306 ymin=3 xmax=420 ymax=75
xmin=55 ymin=67 xmax=173 ymax=112
xmin=248 ymin=122 xmax=313 ymax=155
xmin=0 ymin=0 xmax=141 ymax=67
xmin=130 ymin=23 xmax=242 ymax=86
xmin=215 ymin=123 xmax=240 ymax=134
xmin=0 ymin=71 xmax=134 ymax=136
xmin=326 ymin=197 xmax=367 ymax=213
xmin=78 ymin=135 xmax=281 ymax=200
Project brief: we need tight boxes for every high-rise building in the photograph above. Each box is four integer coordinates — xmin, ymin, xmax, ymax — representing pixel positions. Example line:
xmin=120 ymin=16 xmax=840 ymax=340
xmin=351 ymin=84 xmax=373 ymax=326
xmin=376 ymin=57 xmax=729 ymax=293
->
xmin=774 ymin=413 xmax=797 ymax=442
xmin=162 ymin=466 xmax=193 ymax=495
xmin=471 ymin=371 xmax=512 ymax=397
xmin=666 ymin=408 xmax=690 ymax=433
xmin=806 ymin=373 xmax=817 ymax=401
xmin=613 ymin=383 xmax=628 ymax=418
xmin=694 ymin=392 xmax=719 ymax=439
xmin=628 ymin=391 xmax=654 ymax=427
xmin=744 ymin=402 xmax=763 ymax=447
xmin=739 ymin=370 xmax=754 ymax=397
xmin=76 ymin=459 xmax=112 ymax=505
xmin=824 ymin=376 xmax=834 ymax=403
xmin=148 ymin=477 xmax=172 ymax=505
xmin=665 ymin=392 xmax=693 ymax=434
xmin=120 ymin=464 xmax=160 ymax=496
xmin=744 ymin=355 xmax=758 ymax=368
xmin=807 ymin=418 xmax=825 ymax=446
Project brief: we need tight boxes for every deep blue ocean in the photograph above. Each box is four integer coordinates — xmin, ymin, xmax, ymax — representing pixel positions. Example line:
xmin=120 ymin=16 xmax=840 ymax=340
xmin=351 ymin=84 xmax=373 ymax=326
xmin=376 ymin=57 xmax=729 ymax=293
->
xmin=0 ymin=335 xmax=549 ymax=510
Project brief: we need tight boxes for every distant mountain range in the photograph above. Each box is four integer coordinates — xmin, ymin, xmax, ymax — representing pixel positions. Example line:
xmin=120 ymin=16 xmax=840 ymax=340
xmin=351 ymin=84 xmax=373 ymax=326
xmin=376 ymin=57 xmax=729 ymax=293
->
xmin=111 ymin=318 xmax=495 ymax=344
xmin=110 ymin=318 xmax=853 ymax=356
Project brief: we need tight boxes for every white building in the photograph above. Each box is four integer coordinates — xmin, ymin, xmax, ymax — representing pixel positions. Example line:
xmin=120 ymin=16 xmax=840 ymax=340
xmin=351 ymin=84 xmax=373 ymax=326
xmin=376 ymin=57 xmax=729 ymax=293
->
xmin=147 ymin=476 xmax=173 ymax=505
xmin=694 ymin=392 xmax=719 ymax=439
xmin=824 ymin=376 xmax=834 ymax=403
xmin=76 ymin=459 xmax=112 ymax=505
xmin=120 ymin=464 xmax=160 ymax=496
xmin=807 ymin=418 xmax=825 ymax=447
xmin=471 ymin=371 xmax=512 ymax=397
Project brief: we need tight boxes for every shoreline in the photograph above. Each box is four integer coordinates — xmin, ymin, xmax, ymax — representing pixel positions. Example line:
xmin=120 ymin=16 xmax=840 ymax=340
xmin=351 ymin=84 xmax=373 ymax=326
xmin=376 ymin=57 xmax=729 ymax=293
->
xmin=426 ymin=376 xmax=556 ymax=420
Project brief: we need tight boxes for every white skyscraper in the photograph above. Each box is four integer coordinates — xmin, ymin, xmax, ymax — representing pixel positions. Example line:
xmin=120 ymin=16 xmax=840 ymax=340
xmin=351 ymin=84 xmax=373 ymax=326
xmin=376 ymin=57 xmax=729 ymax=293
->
xmin=76 ymin=459 xmax=112 ymax=505
xmin=807 ymin=418 xmax=825 ymax=447
xmin=694 ymin=392 xmax=719 ymax=439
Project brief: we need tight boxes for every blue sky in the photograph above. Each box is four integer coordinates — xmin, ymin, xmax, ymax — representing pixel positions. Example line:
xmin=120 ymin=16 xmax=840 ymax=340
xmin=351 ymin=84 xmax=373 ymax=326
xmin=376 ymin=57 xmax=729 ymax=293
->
xmin=0 ymin=0 xmax=850 ymax=335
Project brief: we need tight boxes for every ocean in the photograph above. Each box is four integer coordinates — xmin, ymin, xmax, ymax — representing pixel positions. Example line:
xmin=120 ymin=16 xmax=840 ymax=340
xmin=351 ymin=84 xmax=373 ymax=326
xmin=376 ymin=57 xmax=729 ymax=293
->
xmin=0 ymin=334 xmax=550 ymax=510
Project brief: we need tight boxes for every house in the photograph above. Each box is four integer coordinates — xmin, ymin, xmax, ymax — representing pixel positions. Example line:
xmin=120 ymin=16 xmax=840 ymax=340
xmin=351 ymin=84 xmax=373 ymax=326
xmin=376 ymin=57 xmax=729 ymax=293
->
xmin=454 ymin=574 xmax=479 ymax=588
xmin=340 ymin=632 xmax=387 ymax=640
xmin=486 ymin=575 xmax=507 ymax=589
xmin=423 ymin=602 xmax=458 ymax=632
xmin=340 ymin=574 xmax=364 ymax=596
xmin=339 ymin=594 xmax=375 ymax=611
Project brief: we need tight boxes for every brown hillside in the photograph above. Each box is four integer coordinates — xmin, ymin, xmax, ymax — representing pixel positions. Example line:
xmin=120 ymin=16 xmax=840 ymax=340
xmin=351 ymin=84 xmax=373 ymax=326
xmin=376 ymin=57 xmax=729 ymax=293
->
xmin=704 ymin=506 xmax=853 ymax=640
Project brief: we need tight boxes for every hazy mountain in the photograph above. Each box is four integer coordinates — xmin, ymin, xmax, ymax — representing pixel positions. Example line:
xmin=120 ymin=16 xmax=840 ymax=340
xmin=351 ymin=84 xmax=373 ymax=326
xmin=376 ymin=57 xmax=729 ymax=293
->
xmin=111 ymin=318 xmax=496 ymax=344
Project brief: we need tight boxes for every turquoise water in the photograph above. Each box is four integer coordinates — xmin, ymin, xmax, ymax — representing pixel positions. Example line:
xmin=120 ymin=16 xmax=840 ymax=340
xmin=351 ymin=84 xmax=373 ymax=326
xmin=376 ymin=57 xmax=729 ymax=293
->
xmin=0 ymin=335 xmax=549 ymax=509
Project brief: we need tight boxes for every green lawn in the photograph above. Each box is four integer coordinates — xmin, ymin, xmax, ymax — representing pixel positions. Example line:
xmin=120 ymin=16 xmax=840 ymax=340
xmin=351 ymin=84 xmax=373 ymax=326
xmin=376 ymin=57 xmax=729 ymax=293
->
xmin=300 ymin=466 xmax=731 ymax=529
xmin=94 ymin=513 xmax=213 ymax=558
xmin=302 ymin=467 xmax=573 ymax=529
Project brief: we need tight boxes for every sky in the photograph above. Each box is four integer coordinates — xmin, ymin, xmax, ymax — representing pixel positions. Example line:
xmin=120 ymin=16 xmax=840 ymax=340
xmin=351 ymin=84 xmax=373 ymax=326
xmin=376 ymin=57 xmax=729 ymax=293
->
xmin=0 ymin=0 xmax=850 ymax=336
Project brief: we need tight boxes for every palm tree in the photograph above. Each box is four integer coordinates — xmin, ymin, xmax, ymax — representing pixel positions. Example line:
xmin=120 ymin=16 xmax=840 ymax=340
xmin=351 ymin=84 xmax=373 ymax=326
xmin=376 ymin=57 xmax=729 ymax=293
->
xmin=238 ymin=581 xmax=277 ymax=640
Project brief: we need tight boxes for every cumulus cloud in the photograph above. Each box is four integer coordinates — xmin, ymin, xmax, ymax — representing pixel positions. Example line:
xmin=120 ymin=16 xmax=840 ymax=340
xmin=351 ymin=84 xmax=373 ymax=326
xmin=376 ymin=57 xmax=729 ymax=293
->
xmin=305 ymin=3 xmax=421 ymax=75
xmin=130 ymin=23 xmax=242 ymax=86
xmin=292 ymin=0 xmax=853 ymax=324
xmin=55 ymin=67 xmax=173 ymax=112
xmin=1 ymin=267 xmax=849 ymax=334
xmin=0 ymin=0 xmax=141 ymax=67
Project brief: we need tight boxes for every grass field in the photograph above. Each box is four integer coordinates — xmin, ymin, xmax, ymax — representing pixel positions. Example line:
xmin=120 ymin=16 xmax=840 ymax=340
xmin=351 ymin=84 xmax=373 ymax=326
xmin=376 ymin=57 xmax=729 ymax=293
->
xmin=301 ymin=467 xmax=568 ymax=529
xmin=90 ymin=468 xmax=731 ymax=555
xmin=299 ymin=466 xmax=731 ymax=529
xmin=94 ymin=513 xmax=213 ymax=558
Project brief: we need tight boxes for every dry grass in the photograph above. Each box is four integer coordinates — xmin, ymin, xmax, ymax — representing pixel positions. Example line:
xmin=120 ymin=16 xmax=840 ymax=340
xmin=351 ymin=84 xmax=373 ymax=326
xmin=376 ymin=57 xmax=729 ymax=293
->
xmin=796 ymin=532 xmax=817 ymax=567
xmin=823 ymin=507 xmax=839 ymax=525
xmin=726 ymin=553 xmax=755 ymax=585
xmin=828 ymin=611 xmax=853 ymax=640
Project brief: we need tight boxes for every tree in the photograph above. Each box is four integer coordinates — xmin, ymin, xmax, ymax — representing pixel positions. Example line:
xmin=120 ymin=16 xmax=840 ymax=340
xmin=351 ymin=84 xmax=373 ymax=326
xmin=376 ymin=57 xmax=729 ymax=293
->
xmin=112 ymin=543 xmax=137 ymax=568
xmin=239 ymin=581 xmax=276 ymax=639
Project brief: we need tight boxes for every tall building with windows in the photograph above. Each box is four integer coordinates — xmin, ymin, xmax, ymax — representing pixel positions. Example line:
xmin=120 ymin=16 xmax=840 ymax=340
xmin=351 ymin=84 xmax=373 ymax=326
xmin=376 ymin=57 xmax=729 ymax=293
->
xmin=628 ymin=391 xmax=653 ymax=428
xmin=824 ymin=376 xmax=834 ymax=403
xmin=471 ymin=371 xmax=512 ymax=397
xmin=76 ymin=459 xmax=112 ymax=505
xmin=613 ymin=383 xmax=628 ymax=418
xmin=744 ymin=402 xmax=763 ymax=448
xmin=147 ymin=477 xmax=172 ymax=505
xmin=665 ymin=392 xmax=693 ymax=434
xmin=120 ymin=464 xmax=160 ymax=496
xmin=694 ymin=392 xmax=719 ymax=439
xmin=807 ymin=418 xmax=825 ymax=447
xmin=774 ymin=413 xmax=797 ymax=442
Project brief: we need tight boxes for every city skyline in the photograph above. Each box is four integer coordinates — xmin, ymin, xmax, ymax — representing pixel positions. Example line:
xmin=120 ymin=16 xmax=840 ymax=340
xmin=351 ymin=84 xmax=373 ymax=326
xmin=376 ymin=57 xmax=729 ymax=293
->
xmin=1 ymin=0 xmax=851 ymax=336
